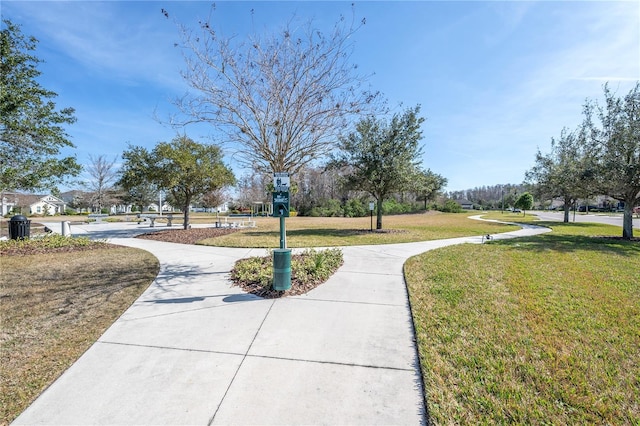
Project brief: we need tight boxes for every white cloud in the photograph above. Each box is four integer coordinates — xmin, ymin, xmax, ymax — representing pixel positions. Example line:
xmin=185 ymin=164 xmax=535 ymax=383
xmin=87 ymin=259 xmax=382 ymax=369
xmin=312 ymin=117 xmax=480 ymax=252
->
xmin=5 ymin=1 xmax=185 ymax=89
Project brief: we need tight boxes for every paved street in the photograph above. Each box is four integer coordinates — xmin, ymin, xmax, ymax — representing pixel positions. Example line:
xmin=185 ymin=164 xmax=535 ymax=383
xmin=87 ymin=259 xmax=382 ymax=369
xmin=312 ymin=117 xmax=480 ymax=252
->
xmin=533 ymin=210 xmax=639 ymax=229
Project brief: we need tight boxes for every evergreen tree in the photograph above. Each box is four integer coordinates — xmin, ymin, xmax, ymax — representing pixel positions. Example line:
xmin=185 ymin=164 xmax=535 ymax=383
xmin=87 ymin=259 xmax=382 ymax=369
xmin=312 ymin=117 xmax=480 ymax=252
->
xmin=0 ymin=19 xmax=81 ymax=192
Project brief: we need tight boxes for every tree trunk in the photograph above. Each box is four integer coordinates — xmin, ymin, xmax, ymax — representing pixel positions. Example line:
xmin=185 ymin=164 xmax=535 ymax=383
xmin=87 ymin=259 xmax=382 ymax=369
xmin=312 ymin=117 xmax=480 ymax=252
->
xmin=622 ymin=200 xmax=634 ymax=240
xmin=183 ymin=195 xmax=191 ymax=230
xmin=563 ymin=199 xmax=571 ymax=223
xmin=376 ymin=198 xmax=383 ymax=230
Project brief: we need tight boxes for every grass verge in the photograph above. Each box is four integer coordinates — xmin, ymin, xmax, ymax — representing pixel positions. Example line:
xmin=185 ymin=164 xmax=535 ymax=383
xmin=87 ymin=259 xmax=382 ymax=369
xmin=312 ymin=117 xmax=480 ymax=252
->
xmin=0 ymin=241 xmax=159 ymax=425
xmin=405 ymin=221 xmax=640 ymax=423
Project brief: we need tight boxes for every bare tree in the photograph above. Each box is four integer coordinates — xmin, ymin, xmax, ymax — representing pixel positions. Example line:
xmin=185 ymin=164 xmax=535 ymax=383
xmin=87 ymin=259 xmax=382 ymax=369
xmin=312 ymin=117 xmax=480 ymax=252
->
xmin=86 ymin=154 xmax=118 ymax=213
xmin=201 ymin=188 xmax=228 ymax=210
xmin=166 ymin=6 xmax=380 ymax=174
xmin=234 ymin=173 xmax=270 ymax=211
xmin=292 ymin=165 xmax=345 ymax=213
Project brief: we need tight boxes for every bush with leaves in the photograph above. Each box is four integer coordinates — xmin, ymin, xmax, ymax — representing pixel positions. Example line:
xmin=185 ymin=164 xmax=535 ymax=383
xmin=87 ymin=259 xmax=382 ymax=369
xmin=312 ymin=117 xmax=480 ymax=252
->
xmin=438 ymin=200 xmax=464 ymax=213
xmin=343 ymin=199 xmax=368 ymax=218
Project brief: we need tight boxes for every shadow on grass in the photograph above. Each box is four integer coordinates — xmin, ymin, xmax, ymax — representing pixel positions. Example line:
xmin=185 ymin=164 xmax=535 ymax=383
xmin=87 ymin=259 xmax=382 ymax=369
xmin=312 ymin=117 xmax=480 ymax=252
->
xmin=492 ymin=222 xmax=639 ymax=257
xmin=241 ymin=228 xmax=372 ymax=239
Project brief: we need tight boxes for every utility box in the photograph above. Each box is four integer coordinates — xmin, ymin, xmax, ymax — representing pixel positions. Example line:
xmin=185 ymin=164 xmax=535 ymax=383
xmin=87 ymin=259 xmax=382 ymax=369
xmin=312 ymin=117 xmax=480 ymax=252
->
xmin=273 ymin=249 xmax=292 ymax=291
xmin=9 ymin=215 xmax=31 ymax=240
xmin=272 ymin=191 xmax=290 ymax=217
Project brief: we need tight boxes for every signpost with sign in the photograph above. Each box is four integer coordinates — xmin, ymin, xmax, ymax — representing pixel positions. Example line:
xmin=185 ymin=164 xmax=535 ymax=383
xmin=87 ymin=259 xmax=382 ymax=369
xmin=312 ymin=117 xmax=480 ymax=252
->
xmin=273 ymin=172 xmax=290 ymax=192
xmin=272 ymin=173 xmax=291 ymax=290
xmin=369 ymin=201 xmax=375 ymax=231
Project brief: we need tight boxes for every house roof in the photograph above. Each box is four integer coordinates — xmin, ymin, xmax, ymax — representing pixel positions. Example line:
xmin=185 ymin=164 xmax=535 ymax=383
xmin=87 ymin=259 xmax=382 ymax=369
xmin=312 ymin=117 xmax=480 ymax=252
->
xmin=455 ymin=199 xmax=473 ymax=205
xmin=15 ymin=193 xmax=65 ymax=207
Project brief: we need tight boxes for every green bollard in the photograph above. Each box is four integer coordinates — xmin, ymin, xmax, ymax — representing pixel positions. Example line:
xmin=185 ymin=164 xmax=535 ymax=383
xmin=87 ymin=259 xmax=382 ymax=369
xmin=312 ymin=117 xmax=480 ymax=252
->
xmin=273 ymin=249 xmax=291 ymax=291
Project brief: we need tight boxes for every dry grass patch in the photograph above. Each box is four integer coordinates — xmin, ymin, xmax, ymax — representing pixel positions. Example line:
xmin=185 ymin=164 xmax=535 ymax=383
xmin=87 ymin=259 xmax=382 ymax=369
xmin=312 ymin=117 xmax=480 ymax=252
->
xmin=406 ymin=222 xmax=639 ymax=424
xmin=0 ymin=246 xmax=159 ymax=425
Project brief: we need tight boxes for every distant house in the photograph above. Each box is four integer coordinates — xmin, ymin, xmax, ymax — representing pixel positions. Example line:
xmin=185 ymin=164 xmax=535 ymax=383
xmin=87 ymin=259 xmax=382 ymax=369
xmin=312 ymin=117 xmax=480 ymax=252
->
xmin=16 ymin=194 xmax=66 ymax=216
xmin=455 ymin=199 xmax=474 ymax=210
xmin=1 ymin=192 xmax=19 ymax=216
xmin=60 ymin=190 xmax=90 ymax=213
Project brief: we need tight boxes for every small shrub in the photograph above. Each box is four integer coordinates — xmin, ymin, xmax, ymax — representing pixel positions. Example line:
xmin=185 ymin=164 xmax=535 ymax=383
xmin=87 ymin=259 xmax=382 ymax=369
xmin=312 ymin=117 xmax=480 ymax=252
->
xmin=231 ymin=255 xmax=273 ymax=287
xmin=343 ymin=199 xmax=367 ymax=217
xmin=292 ymin=248 xmax=343 ymax=283
xmin=438 ymin=200 xmax=463 ymax=213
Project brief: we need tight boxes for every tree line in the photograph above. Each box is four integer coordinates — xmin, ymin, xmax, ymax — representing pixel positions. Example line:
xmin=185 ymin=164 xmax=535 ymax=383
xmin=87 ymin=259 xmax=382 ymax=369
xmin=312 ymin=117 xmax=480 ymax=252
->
xmin=447 ymin=183 xmax=528 ymax=211
xmin=11 ymin=11 xmax=634 ymax=236
xmin=2 ymin=13 xmax=448 ymax=230
xmin=525 ymin=83 xmax=639 ymax=239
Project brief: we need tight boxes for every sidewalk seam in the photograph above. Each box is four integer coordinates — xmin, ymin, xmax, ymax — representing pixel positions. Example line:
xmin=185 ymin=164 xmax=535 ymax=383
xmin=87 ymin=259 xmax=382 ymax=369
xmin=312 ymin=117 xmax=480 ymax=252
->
xmin=97 ymin=340 xmax=246 ymax=357
xmin=291 ymin=296 xmax=404 ymax=307
xmin=208 ymin=299 xmax=276 ymax=426
xmin=244 ymin=353 xmax=416 ymax=372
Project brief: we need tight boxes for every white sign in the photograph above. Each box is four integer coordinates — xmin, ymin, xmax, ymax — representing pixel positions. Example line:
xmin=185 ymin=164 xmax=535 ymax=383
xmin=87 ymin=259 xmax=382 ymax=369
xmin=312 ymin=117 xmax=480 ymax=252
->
xmin=369 ymin=202 xmax=375 ymax=211
xmin=273 ymin=172 xmax=290 ymax=192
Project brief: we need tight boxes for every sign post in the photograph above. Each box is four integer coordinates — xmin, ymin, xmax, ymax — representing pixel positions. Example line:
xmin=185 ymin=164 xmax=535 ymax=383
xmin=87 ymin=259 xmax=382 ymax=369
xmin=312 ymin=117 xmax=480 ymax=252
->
xmin=272 ymin=191 xmax=290 ymax=248
xmin=272 ymin=173 xmax=291 ymax=291
xmin=369 ymin=201 xmax=375 ymax=232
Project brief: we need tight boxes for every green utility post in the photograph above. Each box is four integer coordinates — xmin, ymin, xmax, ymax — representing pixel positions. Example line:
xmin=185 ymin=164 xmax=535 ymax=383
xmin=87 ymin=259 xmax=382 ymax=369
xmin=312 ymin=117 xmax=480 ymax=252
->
xmin=279 ymin=216 xmax=286 ymax=249
xmin=272 ymin=172 xmax=291 ymax=290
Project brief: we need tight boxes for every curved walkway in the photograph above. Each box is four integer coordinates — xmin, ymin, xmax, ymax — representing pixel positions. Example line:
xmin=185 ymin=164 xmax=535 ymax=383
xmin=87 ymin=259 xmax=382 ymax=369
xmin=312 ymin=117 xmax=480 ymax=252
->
xmin=14 ymin=220 xmax=550 ymax=425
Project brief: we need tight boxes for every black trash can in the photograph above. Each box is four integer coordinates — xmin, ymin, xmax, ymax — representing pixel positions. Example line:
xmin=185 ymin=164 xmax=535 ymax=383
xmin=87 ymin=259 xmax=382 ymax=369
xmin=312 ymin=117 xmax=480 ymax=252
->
xmin=9 ymin=215 xmax=31 ymax=240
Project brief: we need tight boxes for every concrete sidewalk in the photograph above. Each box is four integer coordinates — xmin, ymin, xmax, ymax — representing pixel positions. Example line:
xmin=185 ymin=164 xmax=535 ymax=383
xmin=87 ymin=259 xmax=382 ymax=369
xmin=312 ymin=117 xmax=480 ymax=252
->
xmin=13 ymin=222 xmax=549 ymax=425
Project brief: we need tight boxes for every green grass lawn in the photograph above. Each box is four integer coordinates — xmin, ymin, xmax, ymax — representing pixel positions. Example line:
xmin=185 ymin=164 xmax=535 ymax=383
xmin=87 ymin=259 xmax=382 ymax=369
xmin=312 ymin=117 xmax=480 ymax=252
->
xmin=405 ymin=220 xmax=640 ymax=424
xmin=197 ymin=212 xmax=520 ymax=247
xmin=4 ymin=211 xmax=637 ymax=424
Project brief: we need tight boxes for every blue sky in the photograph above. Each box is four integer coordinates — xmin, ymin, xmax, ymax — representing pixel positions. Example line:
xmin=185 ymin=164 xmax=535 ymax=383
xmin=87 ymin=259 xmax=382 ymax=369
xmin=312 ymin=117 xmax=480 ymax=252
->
xmin=3 ymin=1 xmax=639 ymax=192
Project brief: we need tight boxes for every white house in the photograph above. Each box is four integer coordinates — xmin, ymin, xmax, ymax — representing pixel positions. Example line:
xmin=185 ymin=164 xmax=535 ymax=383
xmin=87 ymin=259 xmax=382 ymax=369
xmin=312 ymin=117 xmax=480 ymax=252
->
xmin=1 ymin=192 xmax=18 ymax=216
xmin=17 ymin=194 xmax=66 ymax=216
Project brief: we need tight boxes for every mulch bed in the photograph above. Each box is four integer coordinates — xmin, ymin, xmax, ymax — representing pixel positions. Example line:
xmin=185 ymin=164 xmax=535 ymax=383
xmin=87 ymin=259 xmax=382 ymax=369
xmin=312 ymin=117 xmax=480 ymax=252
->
xmin=231 ymin=253 xmax=339 ymax=299
xmin=232 ymin=278 xmax=318 ymax=299
xmin=136 ymin=227 xmax=340 ymax=298
xmin=135 ymin=227 xmax=241 ymax=244
xmin=355 ymin=228 xmax=407 ymax=234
